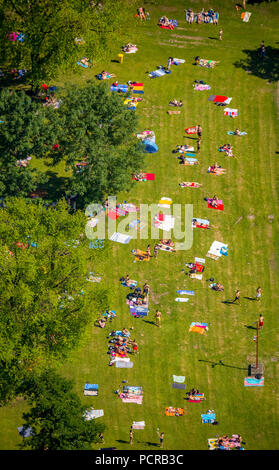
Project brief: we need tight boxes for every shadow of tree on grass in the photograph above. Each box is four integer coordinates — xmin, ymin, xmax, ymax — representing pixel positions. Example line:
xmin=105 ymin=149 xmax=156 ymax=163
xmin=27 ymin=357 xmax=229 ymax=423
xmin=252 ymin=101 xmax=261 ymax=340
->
xmin=234 ymin=46 xmax=279 ymax=82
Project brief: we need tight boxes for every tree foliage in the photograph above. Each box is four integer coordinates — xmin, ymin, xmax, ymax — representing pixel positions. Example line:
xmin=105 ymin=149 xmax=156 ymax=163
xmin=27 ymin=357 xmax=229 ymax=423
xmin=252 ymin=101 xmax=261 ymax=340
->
xmin=0 ymin=198 xmax=111 ymax=403
xmin=19 ymin=370 xmax=105 ymax=450
xmin=50 ymin=80 xmax=144 ymax=206
xmin=0 ymin=0 xmax=138 ymax=88
xmin=0 ymin=88 xmax=57 ymax=198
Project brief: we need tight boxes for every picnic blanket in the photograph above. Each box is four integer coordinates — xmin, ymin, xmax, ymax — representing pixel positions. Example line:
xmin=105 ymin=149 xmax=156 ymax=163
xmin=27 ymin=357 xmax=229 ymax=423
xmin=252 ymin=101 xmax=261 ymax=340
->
xmin=129 ymin=305 xmax=149 ymax=317
xmin=244 ymin=377 xmax=264 ymax=387
xmin=109 ymin=232 xmax=132 ymax=244
xmin=207 ymin=199 xmax=224 ymax=211
xmin=154 ymin=214 xmax=175 ymax=231
xmin=149 ymin=67 xmax=171 ymax=78
xmin=208 ymin=95 xmax=232 ymax=105
xmin=165 ymin=407 xmax=184 ymax=416
xmin=84 ymin=409 xmax=104 ymax=420
xmin=207 ymin=241 xmax=228 ymax=259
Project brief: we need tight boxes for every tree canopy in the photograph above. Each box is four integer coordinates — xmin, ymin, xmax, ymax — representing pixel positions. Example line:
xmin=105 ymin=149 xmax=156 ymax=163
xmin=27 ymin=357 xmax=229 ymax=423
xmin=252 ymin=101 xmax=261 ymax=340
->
xmin=0 ymin=198 xmax=111 ymax=403
xmin=0 ymin=0 xmax=138 ymax=88
xmin=48 ymin=80 xmax=144 ymax=206
xmin=19 ymin=370 xmax=105 ymax=450
xmin=0 ymin=88 xmax=56 ymax=198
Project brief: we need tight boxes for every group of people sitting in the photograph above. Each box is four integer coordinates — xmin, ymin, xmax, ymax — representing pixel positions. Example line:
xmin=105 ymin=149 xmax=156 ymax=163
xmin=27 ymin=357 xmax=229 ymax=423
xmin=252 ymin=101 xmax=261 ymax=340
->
xmin=126 ymin=282 xmax=150 ymax=306
xmin=186 ymin=8 xmax=219 ymax=24
xmin=219 ymin=143 xmax=235 ymax=157
xmin=208 ymin=163 xmax=226 ymax=175
xmin=96 ymin=310 xmax=116 ymax=328
xmin=215 ymin=434 xmax=244 ymax=450
xmin=133 ymin=171 xmax=147 ymax=181
xmin=108 ymin=329 xmax=138 ymax=358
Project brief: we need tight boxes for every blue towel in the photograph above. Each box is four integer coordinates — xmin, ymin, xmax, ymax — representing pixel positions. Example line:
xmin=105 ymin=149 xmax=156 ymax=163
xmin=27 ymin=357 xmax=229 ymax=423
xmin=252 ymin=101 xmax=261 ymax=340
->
xmin=84 ymin=384 xmax=98 ymax=390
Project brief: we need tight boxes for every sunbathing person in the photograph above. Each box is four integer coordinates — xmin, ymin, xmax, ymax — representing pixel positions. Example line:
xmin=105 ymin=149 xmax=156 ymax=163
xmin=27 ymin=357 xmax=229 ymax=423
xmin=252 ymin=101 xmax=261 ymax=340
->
xmin=123 ymin=43 xmax=137 ymax=52
xmin=212 ymin=282 xmax=224 ymax=291
xmin=133 ymin=171 xmax=145 ymax=181
xmin=101 ymin=70 xmax=115 ymax=80
xmin=169 ymin=99 xmax=183 ymax=107
xmin=158 ymin=15 xmax=170 ymax=26
xmin=160 ymin=239 xmax=174 ymax=246
xmin=209 ymin=163 xmax=226 ymax=175
xmin=180 ymin=182 xmax=202 ymax=188
xmin=210 ymin=195 xmax=218 ymax=208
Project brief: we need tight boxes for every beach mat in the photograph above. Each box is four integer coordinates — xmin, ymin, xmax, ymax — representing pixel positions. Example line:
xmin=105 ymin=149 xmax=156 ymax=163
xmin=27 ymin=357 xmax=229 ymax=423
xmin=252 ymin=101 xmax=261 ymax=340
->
xmin=115 ymin=361 xmax=134 ymax=368
xmin=172 ymin=383 xmax=186 ymax=390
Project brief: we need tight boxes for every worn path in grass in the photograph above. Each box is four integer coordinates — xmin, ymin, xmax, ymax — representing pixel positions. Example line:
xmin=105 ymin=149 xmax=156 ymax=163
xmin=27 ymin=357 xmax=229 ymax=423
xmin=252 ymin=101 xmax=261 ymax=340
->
xmin=0 ymin=0 xmax=279 ymax=450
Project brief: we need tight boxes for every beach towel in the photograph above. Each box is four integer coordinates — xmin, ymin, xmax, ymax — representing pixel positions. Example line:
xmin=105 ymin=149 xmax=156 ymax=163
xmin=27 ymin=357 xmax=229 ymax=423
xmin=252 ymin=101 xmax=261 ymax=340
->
xmin=172 ymin=383 xmax=186 ymax=390
xmin=110 ymin=84 xmax=129 ymax=93
xmin=227 ymin=131 xmax=247 ymax=135
xmin=198 ymin=59 xmax=219 ymax=68
xmin=207 ymin=199 xmax=224 ymax=211
xmin=189 ymin=273 xmax=203 ymax=280
xmin=115 ymin=361 xmax=134 ymax=368
xmin=132 ymin=421 xmax=145 ymax=429
xmin=109 ymin=232 xmax=131 ymax=244
xmin=130 ymin=306 xmax=148 ymax=317
xmin=192 ymin=218 xmax=210 ymax=229
xmin=201 ymin=413 xmax=216 ymax=423
xmin=189 ymin=322 xmax=208 ymax=333
xmin=149 ymin=67 xmax=171 ymax=78
xmin=183 ymin=157 xmax=199 ymax=165
xmin=224 ymin=108 xmax=239 ymax=118
xmin=185 ymin=126 xmax=197 ymax=134
xmin=158 ymin=197 xmax=172 ymax=208
xmin=175 ymin=298 xmax=189 ymax=302
xmin=121 ymin=396 xmax=143 ymax=404
xmin=194 ymin=83 xmax=211 ymax=91
xmin=168 ymin=110 xmax=181 ymax=115
xmin=180 ymin=182 xmax=201 ymax=188
xmin=188 ymin=393 xmax=205 ymax=402
xmin=165 ymin=407 xmax=184 ymax=416
xmin=242 ymin=12 xmax=251 ymax=22
xmin=177 ymin=290 xmax=194 ymax=296
xmin=84 ymin=384 xmax=98 ymax=396
xmin=173 ymin=375 xmax=185 ymax=383
xmin=133 ymin=173 xmax=155 ymax=181
xmin=84 ymin=409 xmax=104 ymax=420
xmin=244 ymin=377 xmax=264 ymax=387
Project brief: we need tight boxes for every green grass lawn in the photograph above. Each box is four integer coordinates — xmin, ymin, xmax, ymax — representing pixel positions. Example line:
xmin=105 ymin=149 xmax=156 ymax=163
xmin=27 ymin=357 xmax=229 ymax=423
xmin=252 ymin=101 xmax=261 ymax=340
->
xmin=0 ymin=0 xmax=279 ymax=450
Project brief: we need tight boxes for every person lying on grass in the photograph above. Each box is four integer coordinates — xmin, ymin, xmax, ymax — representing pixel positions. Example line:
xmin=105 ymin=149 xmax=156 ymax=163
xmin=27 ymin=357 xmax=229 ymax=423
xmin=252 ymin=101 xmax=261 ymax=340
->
xmin=169 ymin=99 xmax=183 ymax=107
xmin=158 ymin=15 xmax=170 ymax=26
xmin=101 ymin=70 xmax=115 ymax=80
xmin=179 ymin=182 xmax=202 ymax=187
xmin=208 ymin=163 xmax=226 ymax=174
xmin=175 ymin=144 xmax=193 ymax=153
xmin=210 ymin=195 xmax=218 ymax=208
xmin=133 ymin=171 xmax=146 ymax=181
xmin=211 ymin=282 xmax=224 ymax=291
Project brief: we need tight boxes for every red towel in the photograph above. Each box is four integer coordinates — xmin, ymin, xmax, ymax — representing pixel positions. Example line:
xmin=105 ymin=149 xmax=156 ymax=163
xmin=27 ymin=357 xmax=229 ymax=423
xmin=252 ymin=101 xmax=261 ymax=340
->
xmin=213 ymin=95 xmax=228 ymax=103
xmin=208 ymin=202 xmax=224 ymax=211
xmin=107 ymin=210 xmax=119 ymax=220
xmin=145 ymin=173 xmax=155 ymax=180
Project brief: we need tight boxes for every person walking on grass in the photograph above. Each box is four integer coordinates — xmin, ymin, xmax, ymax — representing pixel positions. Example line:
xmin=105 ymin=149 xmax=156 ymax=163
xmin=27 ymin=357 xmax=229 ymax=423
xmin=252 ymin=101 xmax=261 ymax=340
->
xmin=259 ymin=314 xmax=264 ymax=329
xmin=157 ymin=429 xmax=164 ymax=448
xmin=219 ymin=28 xmax=223 ymax=41
xmin=129 ymin=426 xmax=134 ymax=445
xmin=155 ymin=309 xmax=162 ymax=327
xmin=256 ymin=286 xmax=262 ymax=301
xmin=197 ymin=124 xmax=202 ymax=139
xmin=232 ymin=289 xmax=241 ymax=305
xmin=197 ymin=138 xmax=201 ymax=154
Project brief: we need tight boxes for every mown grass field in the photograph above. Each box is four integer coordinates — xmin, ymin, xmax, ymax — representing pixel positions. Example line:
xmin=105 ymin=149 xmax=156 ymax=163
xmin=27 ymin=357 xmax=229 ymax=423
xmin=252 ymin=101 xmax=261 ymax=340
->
xmin=0 ymin=0 xmax=279 ymax=451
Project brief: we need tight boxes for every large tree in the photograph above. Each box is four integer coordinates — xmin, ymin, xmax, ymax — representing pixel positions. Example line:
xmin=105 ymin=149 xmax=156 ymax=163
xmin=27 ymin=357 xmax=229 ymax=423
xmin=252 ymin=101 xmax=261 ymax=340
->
xmin=0 ymin=198 xmax=111 ymax=403
xmin=0 ymin=88 xmax=58 ymax=198
xmin=0 ymin=0 xmax=138 ymax=89
xmin=19 ymin=370 xmax=105 ymax=450
xmin=49 ymin=81 xmax=144 ymax=206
